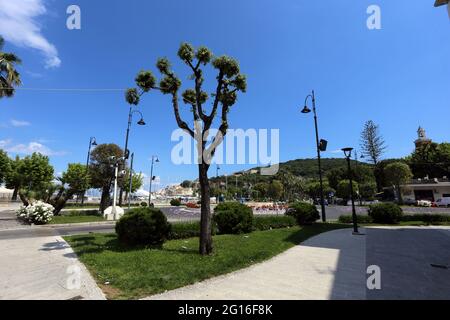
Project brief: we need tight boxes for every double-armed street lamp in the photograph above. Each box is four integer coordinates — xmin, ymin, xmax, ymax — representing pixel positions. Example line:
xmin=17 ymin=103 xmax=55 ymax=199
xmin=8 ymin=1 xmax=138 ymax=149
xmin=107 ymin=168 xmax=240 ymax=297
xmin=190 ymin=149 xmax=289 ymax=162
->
xmin=148 ymin=155 xmax=159 ymax=206
xmin=301 ymin=90 xmax=327 ymax=222
xmin=81 ymin=137 xmax=98 ymax=205
xmin=109 ymin=155 xmax=125 ymax=221
xmin=342 ymin=147 xmax=361 ymax=235
xmin=127 ymin=152 xmax=134 ymax=210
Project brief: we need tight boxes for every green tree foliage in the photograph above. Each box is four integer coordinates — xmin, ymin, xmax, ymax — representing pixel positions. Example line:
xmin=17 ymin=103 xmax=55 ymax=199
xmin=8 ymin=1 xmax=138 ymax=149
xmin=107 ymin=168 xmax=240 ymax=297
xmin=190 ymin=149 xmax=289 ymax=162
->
xmin=336 ymin=180 xmax=359 ymax=202
xmin=89 ymin=144 xmax=124 ymax=212
xmin=127 ymin=43 xmax=247 ymax=255
xmin=0 ymin=36 xmax=22 ymax=98
xmin=6 ymin=153 xmax=54 ymax=205
xmin=180 ymin=180 xmax=193 ymax=188
xmin=267 ymin=180 xmax=284 ymax=201
xmin=0 ymin=149 xmax=10 ymax=183
xmin=305 ymin=180 xmax=334 ymax=201
xmin=123 ymin=172 xmax=144 ymax=194
xmin=408 ymin=142 xmax=450 ymax=179
xmin=360 ymin=120 xmax=387 ymax=165
xmin=384 ymin=162 xmax=413 ymax=204
xmin=49 ymin=163 xmax=90 ymax=215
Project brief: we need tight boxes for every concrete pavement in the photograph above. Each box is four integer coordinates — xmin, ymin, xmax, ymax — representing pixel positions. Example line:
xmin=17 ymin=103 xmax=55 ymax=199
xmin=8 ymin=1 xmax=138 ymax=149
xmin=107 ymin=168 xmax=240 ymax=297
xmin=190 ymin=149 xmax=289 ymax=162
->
xmin=145 ymin=226 xmax=450 ymax=300
xmin=0 ymin=228 xmax=105 ymax=300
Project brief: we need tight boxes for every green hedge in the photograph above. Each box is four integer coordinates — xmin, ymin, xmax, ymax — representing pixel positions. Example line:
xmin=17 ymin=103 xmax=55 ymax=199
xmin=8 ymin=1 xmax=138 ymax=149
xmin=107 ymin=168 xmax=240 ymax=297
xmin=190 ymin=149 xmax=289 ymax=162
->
xmin=402 ymin=214 xmax=450 ymax=224
xmin=167 ymin=215 xmax=296 ymax=240
xmin=252 ymin=215 xmax=296 ymax=230
xmin=338 ymin=213 xmax=450 ymax=224
xmin=63 ymin=209 xmax=101 ymax=217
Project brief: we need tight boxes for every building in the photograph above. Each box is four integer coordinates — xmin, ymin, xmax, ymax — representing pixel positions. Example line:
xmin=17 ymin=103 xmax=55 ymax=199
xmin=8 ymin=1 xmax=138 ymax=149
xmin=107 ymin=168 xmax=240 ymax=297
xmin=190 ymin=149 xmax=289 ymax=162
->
xmin=402 ymin=178 xmax=450 ymax=202
xmin=401 ymin=127 xmax=450 ymax=202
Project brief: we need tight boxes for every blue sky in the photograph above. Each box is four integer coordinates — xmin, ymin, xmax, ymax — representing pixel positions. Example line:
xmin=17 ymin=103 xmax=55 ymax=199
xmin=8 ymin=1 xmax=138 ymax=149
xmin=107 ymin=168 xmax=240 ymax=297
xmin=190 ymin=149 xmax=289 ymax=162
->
xmin=0 ymin=0 xmax=449 ymax=189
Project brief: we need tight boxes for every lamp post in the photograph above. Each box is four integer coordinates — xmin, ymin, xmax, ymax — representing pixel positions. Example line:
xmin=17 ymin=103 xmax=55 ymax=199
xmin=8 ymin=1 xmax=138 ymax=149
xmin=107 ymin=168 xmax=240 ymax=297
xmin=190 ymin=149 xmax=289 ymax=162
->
xmin=120 ymin=107 xmax=146 ymax=206
xmin=342 ymin=147 xmax=360 ymax=234
xmin=301 ymin=90 xmax=327 ymax=222
xmin=110 ymin=156 xmax=124 ymax=221
xmin=127 ymin=152 xmax=134 ymax=210
xmin=81 ymin=137 xmax=97 ymax=205
xmin=148 ymin=155 xmax=159 ymax=206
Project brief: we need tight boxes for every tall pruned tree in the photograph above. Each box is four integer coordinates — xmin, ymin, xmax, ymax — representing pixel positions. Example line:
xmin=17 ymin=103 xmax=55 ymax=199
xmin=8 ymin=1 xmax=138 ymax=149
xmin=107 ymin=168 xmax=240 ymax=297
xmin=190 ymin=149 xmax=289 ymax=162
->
xmin=126 ymin=43 xmax=247 ymax=255
xmin=0 ymin=36 xmax=22 ymax=98
xmin=360 ymin=120 xmax=387 ymax=165
xmin=89 ymin=144 xmax=124 ymax=213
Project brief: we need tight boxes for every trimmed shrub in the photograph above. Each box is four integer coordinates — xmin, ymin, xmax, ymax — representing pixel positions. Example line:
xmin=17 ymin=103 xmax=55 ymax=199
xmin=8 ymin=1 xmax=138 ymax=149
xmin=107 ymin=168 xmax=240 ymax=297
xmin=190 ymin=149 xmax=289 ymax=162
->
xmin=253 ymin=215 xmax=296 ymax=231
xmin=140 ymin=201 xmax=148 ymax=207
xmin=115 ymin=207 xmax=171 ymax=246
xmin=170 ymin=198 xmax=181 ymax=206
xmin=368 ymin=203 xmax=403 ymax=224
xmin=213 ymin=202 xmax=253 ymax=234
xmin=286 ymin=202 xmax=320 ymax=225
xmin=169 ymin=221 xmax=203 ymax=239
xmin=338 ymin=214 xmax=373 ymax=224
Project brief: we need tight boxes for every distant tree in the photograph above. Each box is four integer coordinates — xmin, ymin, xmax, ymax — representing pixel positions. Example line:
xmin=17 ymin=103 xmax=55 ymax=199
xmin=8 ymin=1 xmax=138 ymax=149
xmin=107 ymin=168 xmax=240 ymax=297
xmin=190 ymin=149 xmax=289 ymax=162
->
xmin=0 ymin=150 xmax=9 ymax=183
xmin=180 ymin=180 xmax=193 ymax=188
xmin=127 ymin=43 xmax=246 ymax=255
xmin=277 ymin=170 xmax=305 ymax=202
xmin=336 ymin=180 xmax=359 ymax=204
xmin=89 ymin=144 xmax=124 ymax=212
xmin=326 ymin=167 xmax=346 ymax=191
xmin=305 ymin=180 xmax=334 ymax=201
xmin=6 ymin=153 xmax=54 ymax=205
xmin=408 ymin=142 xmax=450 ymax=179
xmin=49 ymin=163 xmax=90 ymax=215
xmin=384 ymin=162 xmax=413 ymax=204
xmin=360 ymin=120 xmax=387 ymax=165
xmin=359 ymin=182 xmax=377 ymax=200
xmin=0 ymin=36 xmax=22 ymax=98
xmin=123 ymin=172 xmax=144 ymax=200
xmin=267 ymin=180 xmax=284 ymax=201
xmin=253 ymin=182 xmax=269 ymax=200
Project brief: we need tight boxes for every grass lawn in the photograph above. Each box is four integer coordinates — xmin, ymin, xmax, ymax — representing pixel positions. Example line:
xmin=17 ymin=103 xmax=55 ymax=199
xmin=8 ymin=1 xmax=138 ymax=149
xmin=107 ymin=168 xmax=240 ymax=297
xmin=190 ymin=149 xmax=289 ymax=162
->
xmin=65 ymin=223 xmax=349 ymax=299
xmin=50 ymin=215 xmax=105 ymax=224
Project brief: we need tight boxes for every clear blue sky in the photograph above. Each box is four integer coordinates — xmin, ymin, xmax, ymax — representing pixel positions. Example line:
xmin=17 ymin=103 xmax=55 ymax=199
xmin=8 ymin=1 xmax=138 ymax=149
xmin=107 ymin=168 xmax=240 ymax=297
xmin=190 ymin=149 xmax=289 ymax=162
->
xmin=1 ymin=0 xmax=449 ymax=189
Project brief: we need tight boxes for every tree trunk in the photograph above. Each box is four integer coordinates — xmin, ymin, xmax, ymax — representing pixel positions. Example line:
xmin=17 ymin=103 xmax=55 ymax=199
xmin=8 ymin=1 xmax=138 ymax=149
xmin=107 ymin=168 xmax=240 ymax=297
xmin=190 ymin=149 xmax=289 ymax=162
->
xmin=396 ymin=184 xmax=404 ymax=205
xmin=198 ymin=163 xmax=213 ymax=255
xmin=12 ymin=187 xmax=18 ymax=201
xmin=18 ymin=191 xmax=29 ymax=206
xmin=52 ymin=191 xmax=74 ymax=216
xmin=100 ymin=185 xmax=110 ymax=213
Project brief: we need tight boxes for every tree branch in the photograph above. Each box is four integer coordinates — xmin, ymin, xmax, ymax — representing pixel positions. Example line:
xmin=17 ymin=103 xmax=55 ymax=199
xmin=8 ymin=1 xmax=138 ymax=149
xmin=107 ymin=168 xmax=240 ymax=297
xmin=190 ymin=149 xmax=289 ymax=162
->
xmin=206 ymin=71 xmax=224 ymax=128
xmin=172 ymin=92 xmax=194 ymax=137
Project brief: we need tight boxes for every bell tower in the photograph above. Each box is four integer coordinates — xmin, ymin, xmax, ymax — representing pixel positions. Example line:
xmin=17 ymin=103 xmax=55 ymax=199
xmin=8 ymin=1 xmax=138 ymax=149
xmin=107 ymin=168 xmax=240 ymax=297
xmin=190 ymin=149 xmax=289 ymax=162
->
xmin=414 ymin=126 xmax=433 ymax=150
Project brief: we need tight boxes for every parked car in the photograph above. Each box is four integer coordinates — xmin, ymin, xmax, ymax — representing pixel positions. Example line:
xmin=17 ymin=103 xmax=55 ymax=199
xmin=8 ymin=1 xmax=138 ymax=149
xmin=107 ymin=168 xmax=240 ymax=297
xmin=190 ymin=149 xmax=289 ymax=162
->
xmin=416 ymin=199 xmax=433 ymax=207
xmin=435 ymin=198 xmax=450 ymax=207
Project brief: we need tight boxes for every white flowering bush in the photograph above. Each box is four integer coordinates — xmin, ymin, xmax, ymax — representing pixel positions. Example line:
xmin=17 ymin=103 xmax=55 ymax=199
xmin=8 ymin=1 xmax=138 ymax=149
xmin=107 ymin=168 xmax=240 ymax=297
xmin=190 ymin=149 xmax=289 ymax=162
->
xmin=16 ymin=201 xmax=54 ymax=225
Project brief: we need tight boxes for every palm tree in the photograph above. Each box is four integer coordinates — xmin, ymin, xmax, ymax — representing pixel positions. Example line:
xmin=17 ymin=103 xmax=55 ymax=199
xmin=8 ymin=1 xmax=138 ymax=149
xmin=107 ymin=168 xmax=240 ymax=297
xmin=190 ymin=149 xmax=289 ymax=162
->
xmin=0 ymin=36 xmax=22 ymax=98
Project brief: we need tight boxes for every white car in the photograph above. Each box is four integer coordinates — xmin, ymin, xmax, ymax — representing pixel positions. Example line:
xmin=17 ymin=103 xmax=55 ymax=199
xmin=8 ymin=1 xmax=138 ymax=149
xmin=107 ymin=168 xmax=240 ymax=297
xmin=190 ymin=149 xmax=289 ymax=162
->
xmin=435 ymin=198 xmax=450 ymax=207
xmin=416 ymin=200 xmax=433 ymax=207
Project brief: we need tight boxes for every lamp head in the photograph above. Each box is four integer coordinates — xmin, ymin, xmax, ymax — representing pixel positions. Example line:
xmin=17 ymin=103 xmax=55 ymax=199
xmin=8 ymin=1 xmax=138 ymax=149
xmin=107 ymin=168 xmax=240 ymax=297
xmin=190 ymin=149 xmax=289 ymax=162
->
xmin=91 ymin=137 xmax=98 ymax=146
xmin=301 ymin=106 xmax=312 ymax=114
xmin=137 ymin=118 xmax=146 ymax=126
xmin=342 ymin=147 xmax=354 ymax=159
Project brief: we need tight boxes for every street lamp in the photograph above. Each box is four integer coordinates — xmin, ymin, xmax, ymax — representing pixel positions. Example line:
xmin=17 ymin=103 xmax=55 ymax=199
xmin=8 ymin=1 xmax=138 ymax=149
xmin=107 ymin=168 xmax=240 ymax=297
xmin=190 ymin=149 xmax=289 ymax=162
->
xmin=148 ymin=155 xmax=159 ymax=206
xmin=302 ymin=90 xmax=327 ymax=222
xmin=342 ymin=147 xmax=360 ymax=235
xmin=81 ymin=137 xmax=98 ymax=205
xmin=120 ymin=108 xmax=146 ymax=205
xmin=127 ymin=152 xmax=134 ymax=210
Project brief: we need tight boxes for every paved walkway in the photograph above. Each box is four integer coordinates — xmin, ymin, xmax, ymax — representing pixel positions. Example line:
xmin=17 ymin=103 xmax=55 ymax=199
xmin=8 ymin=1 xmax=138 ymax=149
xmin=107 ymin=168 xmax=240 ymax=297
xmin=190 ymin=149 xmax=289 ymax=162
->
xmin=146 ymin=228 xmax=368 ymax=300
xmin=0 ymin=228 xmax=105 ymax=300
xmin=146 ymin=227 xmax=450 ymax=300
